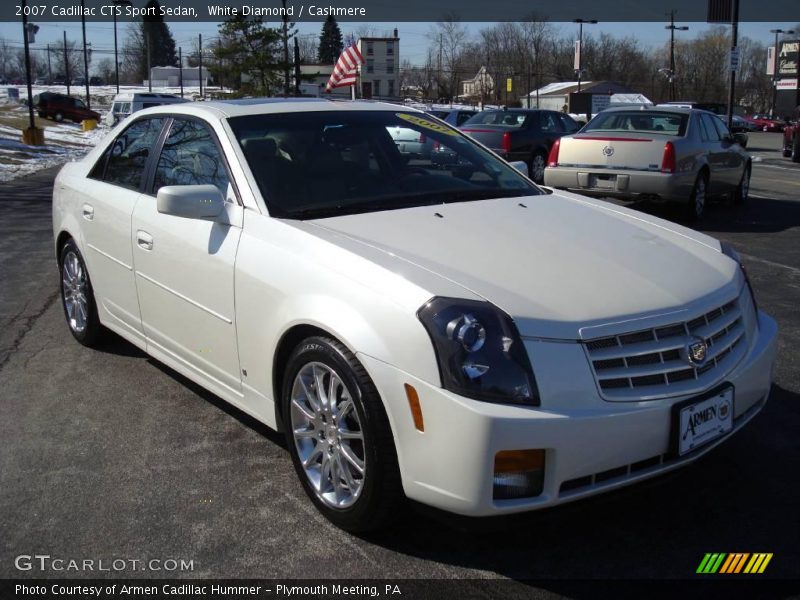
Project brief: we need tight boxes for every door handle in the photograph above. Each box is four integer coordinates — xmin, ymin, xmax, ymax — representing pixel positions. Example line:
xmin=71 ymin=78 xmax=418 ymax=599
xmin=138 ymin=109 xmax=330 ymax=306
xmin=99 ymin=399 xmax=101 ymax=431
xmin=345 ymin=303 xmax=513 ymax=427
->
xmin=136 ymin=230 xmax=153 ymax=251
xmin=81 ymin=204 xmax=94 ymax=221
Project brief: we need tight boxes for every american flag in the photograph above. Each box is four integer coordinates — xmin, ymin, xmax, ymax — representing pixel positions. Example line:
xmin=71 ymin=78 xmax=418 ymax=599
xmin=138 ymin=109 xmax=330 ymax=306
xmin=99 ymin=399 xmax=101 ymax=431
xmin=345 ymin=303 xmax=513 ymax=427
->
xmin=326 ymin=41 xmax=365 ymax=91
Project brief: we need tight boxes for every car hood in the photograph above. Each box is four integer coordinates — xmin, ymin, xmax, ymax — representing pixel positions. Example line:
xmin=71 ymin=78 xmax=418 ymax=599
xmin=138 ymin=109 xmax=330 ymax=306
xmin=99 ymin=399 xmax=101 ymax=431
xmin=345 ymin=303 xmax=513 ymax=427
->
xmin=306 ymin=191 xmax=738 ymax=339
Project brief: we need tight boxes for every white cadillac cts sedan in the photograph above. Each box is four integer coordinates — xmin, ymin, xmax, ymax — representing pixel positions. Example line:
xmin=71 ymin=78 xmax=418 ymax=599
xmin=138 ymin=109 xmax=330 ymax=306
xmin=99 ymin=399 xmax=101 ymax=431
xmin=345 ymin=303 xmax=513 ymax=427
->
xmin=53 ymin=99 xmax=777 ymax=531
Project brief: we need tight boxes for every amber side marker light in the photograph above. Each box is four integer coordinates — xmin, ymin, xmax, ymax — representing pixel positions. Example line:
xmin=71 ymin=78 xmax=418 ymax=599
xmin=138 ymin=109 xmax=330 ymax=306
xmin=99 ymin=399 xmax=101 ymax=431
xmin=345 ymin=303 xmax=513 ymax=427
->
xmin=404 ymin=384 xmax=425 ymax=432
xmin=493 ymin=449 xmax=545 ymax=500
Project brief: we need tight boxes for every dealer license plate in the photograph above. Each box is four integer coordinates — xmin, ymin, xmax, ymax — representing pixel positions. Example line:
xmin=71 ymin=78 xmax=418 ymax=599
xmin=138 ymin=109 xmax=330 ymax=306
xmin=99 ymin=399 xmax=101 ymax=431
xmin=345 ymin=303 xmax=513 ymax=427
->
xmin=677 ymin=387 xmax=734 ymax=456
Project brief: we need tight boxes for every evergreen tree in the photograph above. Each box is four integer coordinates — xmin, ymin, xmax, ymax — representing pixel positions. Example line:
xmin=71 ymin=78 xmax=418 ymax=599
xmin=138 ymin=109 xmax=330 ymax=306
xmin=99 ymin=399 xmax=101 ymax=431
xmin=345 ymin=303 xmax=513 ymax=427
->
xmin=122 ymin=0 xmax=178 ymax=84
xmin=215 ymin=16 xmax=282 ymax=95
xmin=318 ymin=16 xmax=343 ymax=64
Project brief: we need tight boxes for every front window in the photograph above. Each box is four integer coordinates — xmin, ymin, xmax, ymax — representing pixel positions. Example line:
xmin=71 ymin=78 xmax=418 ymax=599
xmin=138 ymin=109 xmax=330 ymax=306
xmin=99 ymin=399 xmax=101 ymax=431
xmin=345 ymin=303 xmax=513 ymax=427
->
xmin=75 ymin=99 xmax=86 ymax=109
xmin=229 ymin=111 xmax=540 ymax=219
xmin=583 ymin=111 xmax=688 ymax=136
xmin=153 ymin=119 xmax=230 ymax=196
xmin=98 ymin=118 xmax=165 ymax=190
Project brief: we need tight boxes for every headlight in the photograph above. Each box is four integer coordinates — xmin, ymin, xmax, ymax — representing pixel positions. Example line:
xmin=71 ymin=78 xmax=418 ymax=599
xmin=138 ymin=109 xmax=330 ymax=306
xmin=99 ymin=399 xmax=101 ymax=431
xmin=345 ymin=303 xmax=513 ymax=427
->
xmin=721 ymin=241 xmax=758 ymax=313
xmin=417 ymin=297 xmax=539 ymax=406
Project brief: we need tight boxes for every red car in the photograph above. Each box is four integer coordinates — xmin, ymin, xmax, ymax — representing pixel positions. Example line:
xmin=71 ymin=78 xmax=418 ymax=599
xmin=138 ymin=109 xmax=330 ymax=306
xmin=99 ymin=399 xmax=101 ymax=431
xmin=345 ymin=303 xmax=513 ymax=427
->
xmin=782 ymin=106 xmax=800 ymax=162
xmin=746 ymin=113 xmax=786 ymax=132
xmin=34 ymin=92 xmax=100 ymax=123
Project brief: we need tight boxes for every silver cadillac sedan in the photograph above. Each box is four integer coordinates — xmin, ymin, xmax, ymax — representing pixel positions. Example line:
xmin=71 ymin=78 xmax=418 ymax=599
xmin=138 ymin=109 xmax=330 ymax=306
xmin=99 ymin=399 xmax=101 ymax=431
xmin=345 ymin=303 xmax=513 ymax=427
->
xmin=543 ymin=107 xmax=751 ymax=220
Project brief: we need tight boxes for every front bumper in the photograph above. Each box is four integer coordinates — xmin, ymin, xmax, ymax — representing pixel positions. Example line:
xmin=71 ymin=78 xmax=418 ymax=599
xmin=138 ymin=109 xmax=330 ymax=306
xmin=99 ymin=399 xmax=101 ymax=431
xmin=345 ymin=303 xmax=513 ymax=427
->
xmin=544 ymin=166 xmax=695 ymax=202
xmin=359 ymin=311 xmax=777 ymax=516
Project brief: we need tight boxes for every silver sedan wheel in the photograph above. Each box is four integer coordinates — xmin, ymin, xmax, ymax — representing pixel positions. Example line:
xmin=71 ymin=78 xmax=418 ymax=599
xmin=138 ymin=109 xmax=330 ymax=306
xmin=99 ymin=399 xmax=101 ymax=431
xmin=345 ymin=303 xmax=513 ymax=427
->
xmin=693 ymin=176 xmax=706 ymax=217
xmin=740 ymin=170 xmax=750 ymax=201
xmin=290 ymin=362 xmax=366 ymax=509
xmin=61 ymin=250 xmax=88 ymax=334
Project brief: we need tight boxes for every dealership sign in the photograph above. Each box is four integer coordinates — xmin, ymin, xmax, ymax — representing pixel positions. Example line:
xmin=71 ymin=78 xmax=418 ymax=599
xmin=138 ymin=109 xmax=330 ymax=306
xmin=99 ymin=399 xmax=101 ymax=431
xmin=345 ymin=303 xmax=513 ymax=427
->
xmin=778 ymin=40 xmax=799 ymax=76
xmin=777 ymin=79 xmax=799 ymax=90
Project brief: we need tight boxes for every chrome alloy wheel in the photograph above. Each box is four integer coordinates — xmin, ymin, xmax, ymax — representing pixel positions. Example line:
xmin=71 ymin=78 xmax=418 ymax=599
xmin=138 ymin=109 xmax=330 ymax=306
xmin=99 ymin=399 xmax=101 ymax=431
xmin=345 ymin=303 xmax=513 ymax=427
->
xmin=694 ymin=176 xmax=706 ymax=217
xmin=290 ymin=362 xmax=366 ymax=509
xmin=61 ymin=250 xmax=88 ymax=334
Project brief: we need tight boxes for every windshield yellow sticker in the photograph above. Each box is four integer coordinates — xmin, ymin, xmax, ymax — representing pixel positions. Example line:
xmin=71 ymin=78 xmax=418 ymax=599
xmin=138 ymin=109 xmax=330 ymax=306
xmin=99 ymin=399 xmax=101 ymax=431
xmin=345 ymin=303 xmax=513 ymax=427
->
xmin=396 ymin=113 xmax=457 ymax=136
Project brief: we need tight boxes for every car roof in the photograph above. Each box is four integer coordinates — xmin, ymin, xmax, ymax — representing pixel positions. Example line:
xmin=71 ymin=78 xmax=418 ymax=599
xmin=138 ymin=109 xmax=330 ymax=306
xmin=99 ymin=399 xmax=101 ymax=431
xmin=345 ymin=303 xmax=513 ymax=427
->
xmin=132 ymin=98 xmax=425 ymax=120
xmin=601 ymin=106 xmax=694 ymax=115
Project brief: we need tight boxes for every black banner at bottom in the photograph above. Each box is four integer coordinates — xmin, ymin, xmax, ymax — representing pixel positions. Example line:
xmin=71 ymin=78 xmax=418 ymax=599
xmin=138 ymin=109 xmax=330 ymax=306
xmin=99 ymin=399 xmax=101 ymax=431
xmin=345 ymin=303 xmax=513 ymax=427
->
xmin=3 ymin=579 xmax=800 ymax=600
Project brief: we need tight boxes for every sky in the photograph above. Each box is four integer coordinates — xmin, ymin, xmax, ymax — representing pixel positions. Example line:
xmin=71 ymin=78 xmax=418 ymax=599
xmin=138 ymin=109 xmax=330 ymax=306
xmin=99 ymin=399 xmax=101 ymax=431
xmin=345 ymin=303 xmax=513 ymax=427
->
xmin=0 ymin=20 xmax=798 ymax=72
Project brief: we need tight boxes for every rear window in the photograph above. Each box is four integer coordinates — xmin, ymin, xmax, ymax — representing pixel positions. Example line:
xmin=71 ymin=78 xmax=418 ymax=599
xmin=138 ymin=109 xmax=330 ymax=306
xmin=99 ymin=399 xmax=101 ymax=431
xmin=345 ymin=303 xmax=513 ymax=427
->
xmin=584 ymin=112 xmax=688 ymax=136
xmin=462 ymin=111 xmax=527 ymax=128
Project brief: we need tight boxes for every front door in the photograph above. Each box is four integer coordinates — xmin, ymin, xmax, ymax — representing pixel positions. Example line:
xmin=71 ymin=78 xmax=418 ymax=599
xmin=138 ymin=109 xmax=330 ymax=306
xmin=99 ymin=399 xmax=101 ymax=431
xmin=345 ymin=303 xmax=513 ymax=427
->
xmin=131 ymin=117 xmax=243 ymax=395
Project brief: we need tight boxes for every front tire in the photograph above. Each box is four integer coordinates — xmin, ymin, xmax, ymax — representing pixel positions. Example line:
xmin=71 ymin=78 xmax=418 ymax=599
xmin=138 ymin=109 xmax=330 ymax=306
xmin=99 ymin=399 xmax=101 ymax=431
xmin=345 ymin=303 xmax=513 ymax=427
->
xmin=686 ymin=172 xmax=708 ymax=221
xmin=54 ymin=112 xmax=64 ymax=123
xmin=733 ymin=165 xmax=750 ymax=205
xmin=282 ymin=336 xmax=403 ymax=532
xmin=59 ymin=239 xmax=104 ymax=346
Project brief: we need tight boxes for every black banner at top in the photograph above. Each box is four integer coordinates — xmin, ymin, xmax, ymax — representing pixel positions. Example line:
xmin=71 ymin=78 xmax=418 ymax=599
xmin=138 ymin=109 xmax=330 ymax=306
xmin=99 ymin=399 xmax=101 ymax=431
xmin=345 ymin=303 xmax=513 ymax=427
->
xmin=4 ymin=0 xmax=800 ymax=22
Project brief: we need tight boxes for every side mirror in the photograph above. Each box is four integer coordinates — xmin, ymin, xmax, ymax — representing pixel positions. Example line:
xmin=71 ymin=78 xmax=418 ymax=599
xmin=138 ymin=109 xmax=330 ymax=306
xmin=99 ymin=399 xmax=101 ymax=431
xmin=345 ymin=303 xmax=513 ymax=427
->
xmin=156 ymin=184 xmax=224 ymax=219
xmin=733 ymin=133 xmax=748 ymax=147
xmin=509 ymin=160 xmax=528 ymax=176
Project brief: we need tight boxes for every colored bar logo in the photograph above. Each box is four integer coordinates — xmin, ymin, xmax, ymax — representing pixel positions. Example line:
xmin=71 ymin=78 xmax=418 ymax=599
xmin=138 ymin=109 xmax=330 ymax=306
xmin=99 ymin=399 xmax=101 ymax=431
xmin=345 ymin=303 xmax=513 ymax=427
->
xmin=697 ymin=553 xmax=773 ymax=574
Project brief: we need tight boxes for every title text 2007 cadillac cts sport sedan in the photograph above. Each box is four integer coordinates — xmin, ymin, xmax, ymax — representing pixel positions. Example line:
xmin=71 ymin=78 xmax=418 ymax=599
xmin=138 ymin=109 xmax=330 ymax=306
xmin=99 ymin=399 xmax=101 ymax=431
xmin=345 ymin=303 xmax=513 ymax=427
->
xmin=53 ymin=99 xmax=778 ymax=531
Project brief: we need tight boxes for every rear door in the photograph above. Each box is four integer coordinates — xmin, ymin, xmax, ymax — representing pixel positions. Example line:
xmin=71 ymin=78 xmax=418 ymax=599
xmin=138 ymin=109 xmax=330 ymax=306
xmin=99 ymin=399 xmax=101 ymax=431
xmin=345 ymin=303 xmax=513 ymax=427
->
xmin=80 ymin=117 xmax=167 ymax=342
xmin=698 ymin=113 xmax=735 ymax=193
xmin=131 ymin=117 xmax=244 ymax=395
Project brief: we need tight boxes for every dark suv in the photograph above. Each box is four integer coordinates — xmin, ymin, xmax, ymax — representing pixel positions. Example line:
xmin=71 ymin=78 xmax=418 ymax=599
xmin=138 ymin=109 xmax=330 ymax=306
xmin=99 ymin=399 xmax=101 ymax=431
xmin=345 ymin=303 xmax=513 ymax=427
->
xmin=35 ymin=92 xmax=100 ymax=123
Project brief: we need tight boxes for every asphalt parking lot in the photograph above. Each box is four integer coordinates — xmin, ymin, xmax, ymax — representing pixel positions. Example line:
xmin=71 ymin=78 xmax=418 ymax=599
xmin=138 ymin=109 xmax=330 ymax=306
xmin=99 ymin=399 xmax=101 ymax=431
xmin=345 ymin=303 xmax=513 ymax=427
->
xmin=0 ymin=132 xmax=798 ymax=586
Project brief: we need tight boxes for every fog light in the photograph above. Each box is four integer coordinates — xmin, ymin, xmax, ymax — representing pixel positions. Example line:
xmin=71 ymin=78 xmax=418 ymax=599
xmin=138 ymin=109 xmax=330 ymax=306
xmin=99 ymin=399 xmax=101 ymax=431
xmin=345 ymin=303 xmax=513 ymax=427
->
xmin=493 ymin=449 xmax=545 ymax=500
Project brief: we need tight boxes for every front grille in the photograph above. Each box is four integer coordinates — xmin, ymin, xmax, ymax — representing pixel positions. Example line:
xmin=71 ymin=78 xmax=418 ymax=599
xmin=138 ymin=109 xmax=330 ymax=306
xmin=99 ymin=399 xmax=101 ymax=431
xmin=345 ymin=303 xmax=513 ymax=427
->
xmin=583 ymin=298 xmax=747 ymax=401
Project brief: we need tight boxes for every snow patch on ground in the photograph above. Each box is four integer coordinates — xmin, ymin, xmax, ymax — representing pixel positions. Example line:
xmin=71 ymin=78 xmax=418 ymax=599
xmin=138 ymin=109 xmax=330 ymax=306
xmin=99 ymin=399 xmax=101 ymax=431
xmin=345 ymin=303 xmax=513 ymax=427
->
xmin=0 ymin=115 xmax=109 ymax=183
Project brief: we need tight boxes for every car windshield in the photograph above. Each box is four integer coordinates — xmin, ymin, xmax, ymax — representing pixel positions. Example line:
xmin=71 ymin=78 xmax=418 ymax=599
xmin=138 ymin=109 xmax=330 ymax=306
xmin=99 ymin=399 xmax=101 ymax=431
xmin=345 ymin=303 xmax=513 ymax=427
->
xmin=229 ymin=110 xmax=540 ymax=220
xmin=461 ymin=111 xmax=527 ymax=128
xmin=584 ymin=111 xmax=688 ymax=136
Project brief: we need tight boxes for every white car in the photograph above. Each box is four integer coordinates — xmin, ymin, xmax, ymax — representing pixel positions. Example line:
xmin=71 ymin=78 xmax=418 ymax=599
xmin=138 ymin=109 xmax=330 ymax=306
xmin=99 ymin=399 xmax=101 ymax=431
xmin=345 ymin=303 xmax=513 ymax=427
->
xmin=53 ymin=99 xmax=778 ymax=531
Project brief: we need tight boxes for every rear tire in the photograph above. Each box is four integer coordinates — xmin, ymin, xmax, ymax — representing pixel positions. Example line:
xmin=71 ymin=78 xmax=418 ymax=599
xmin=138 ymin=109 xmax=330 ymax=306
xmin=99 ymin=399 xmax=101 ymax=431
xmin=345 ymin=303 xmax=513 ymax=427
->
xmin=528 ymin=151 xmax=547 ymax=184
xmin=686 ymin=172 xmax=708 ymax=221
xmin=282 ymin=336 xmax=403 ymax=532
xmin=58 ymin=239 xmax=105 ymax=347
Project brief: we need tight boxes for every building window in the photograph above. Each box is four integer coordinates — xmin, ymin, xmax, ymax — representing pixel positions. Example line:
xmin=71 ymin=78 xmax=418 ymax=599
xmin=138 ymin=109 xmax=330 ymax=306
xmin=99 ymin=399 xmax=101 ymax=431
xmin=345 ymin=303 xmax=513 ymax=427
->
xmin=366 ymin=59 xmax=374 ymax=74
xmin=386 ymin=41 xmax=394 ymax=56
xmin=366 ymin=41 xmax=374 ymax=56
xmin=388 ymin=79 xmax=395 ymax=96
xmin=386 ymin=60 xmax=394 ymax=74
xmin=373 ymin=80 xmax=381 ymax=96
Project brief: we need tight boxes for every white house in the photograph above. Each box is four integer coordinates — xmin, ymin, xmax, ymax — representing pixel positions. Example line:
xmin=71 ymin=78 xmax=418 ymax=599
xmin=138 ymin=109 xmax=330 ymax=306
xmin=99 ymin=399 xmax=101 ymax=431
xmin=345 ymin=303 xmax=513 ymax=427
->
xmin=356 ymin=30 xmax=399 ymax=99
xmin=147 ymin=66 xmax=210 ymax=88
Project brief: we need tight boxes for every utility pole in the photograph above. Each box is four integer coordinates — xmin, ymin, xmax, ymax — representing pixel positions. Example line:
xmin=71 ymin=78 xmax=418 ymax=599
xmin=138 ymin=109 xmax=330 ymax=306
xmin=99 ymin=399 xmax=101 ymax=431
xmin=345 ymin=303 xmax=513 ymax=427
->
xmin=574 ymin=18 xmax=598 ymax=93
xmin=199 ymin=33 xmax=203 ymax=98
xmin=282 ymin=0 xmax=290 ymax=96
xmin=63 ymin=31 xmax=71 ymax=95
xmin=81 ymin=0 xmax=90 ymax=108
xmin=179 ymin=47 xmax=184 ymax=98
xmin=769 ymin=28 xmax=795 ymax=117
xmin=438 ymin=33 xmax=443 ymax=101
xmin=146 ymin=30 xmax=152 ymax=92
xmin=726 ymin=0 xmax=740 ymax=130
xmin=47 ymin=44 xmax=52 ymax=83
xmin=665 ymin=10 xmax=689 ymax=101
xmin=21 ymin=0 xmax=36 ymax=133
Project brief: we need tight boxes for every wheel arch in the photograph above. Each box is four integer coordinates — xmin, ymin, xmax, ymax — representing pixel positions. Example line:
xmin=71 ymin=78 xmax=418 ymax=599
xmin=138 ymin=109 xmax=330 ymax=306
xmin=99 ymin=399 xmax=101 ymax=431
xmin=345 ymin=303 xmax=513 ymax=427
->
xmin=55 ymin=230 xmax=73 ymax=259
